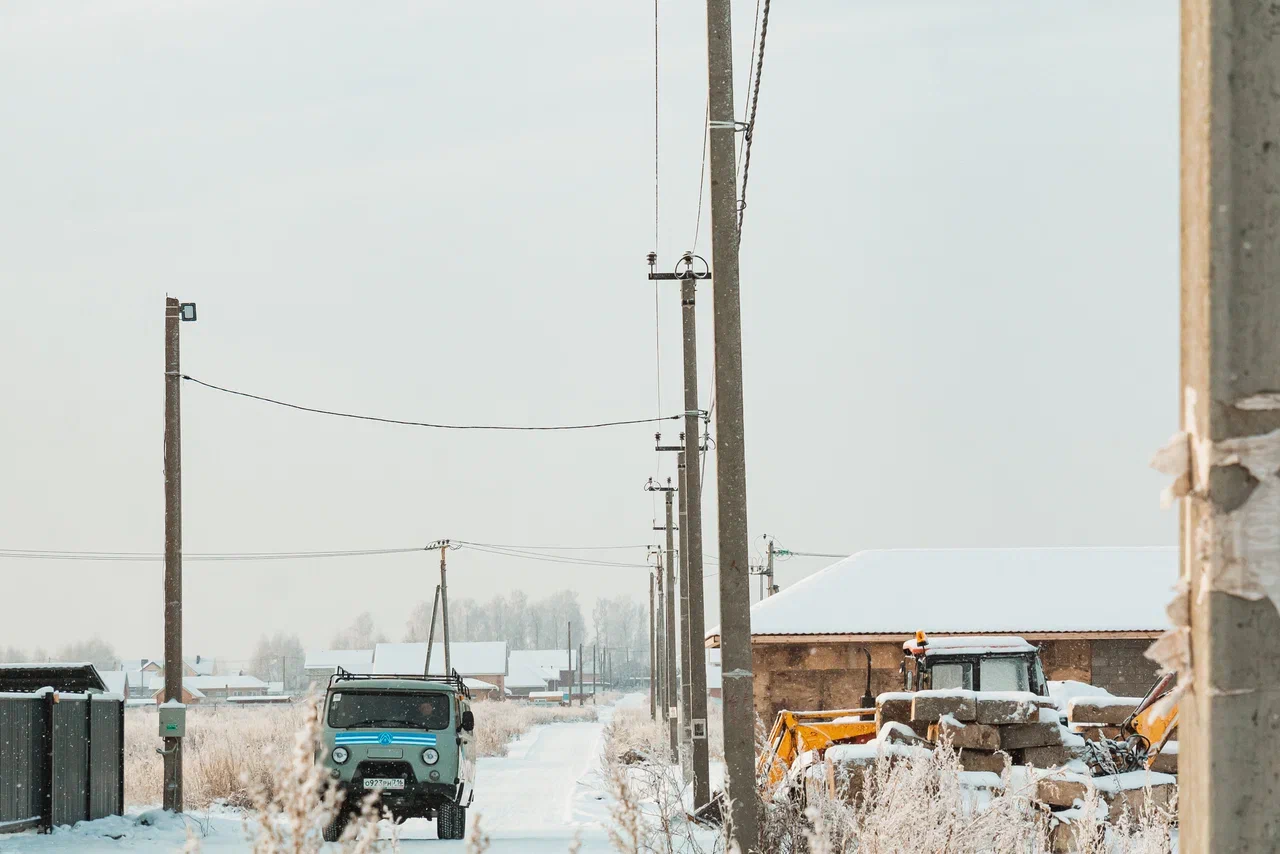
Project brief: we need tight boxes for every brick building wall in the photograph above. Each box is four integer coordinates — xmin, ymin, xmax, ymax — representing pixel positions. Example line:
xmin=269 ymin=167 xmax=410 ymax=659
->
xmin=749 ymin=635 xmax=1161 ymax=724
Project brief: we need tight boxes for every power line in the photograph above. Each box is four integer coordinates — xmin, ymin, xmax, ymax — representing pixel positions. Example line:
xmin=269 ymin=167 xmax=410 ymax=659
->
xmin=182 ymin=375 xmax=680 ymax=432
xmin=737 ymin=0 xmax=773 ymax=237
xmin=0 ymin=547 xmax=426 ymax=562
xmin=455 ymin=541 xmax=653 ymax=552
xmin=459 ymin=543 xmax=652 ymax=569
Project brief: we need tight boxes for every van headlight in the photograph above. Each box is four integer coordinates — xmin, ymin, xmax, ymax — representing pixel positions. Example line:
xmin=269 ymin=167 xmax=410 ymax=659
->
xmin=332 ymin=746 xmax=350 ymax=764
xmin=421 ymin=748 xmax=439 ymax=765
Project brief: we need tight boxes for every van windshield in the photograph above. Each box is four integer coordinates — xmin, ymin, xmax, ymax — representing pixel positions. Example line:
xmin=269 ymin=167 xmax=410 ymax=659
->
xmin=327 ymin=691 xmax=451 ymax=730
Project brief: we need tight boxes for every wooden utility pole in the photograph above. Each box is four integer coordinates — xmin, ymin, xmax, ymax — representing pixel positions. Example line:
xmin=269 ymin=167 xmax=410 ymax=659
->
xmin=1177 ymin=4 xmax=1280 ymax=847
xmin=566 ymin=621 xmax=572 ymax=698
xmin=703 ymin=0 xmax=757 ymax=842
xmin=424 ymin=584 xmax=441 ymax=677
xmin=578 ymin=642 xmax=584 ymax=707
xmin=162 ymin=297 xmax=184 ymax=813
xmin=678 ymin=452 xmax=694 ymax=781
xmin=663 ymin=487 xmax=678 ymax=755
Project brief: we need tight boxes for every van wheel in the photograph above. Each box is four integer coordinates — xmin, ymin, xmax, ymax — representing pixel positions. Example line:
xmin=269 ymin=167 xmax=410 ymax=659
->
xmin=438 ymin=803 xmax=466 ymax=840
xmin=322 ymin=810 xmax=348 ymax=842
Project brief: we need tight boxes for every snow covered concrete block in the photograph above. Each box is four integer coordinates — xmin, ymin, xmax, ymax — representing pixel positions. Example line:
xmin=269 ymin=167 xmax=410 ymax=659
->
xmin=1150 ymin=743 xmax=1178 ymax=775
xmin=875 ymin=694 xmax=912 ymax=727
xmin=1067 ymin=697 xmax=1140 ymax=726
xmin=957 ymin=748 xmax=1012 ymax=774
xmin=974 ymin=695 xmax=1038 ymax=725
xmin=911 ymin=691 xmax=976 ymax=723
xmin=1019 ymin=744 xmax=1087 ymax=769
xmin=928 ymin=717 xmax=1001 ymax=751
xmin=1036 ymin=776 xmax=1092 ymax=808
xmin=1102 ymin=780 xmax=1176 ymax=819
xmin=997 ymin=722 xmax=1065 ymax=750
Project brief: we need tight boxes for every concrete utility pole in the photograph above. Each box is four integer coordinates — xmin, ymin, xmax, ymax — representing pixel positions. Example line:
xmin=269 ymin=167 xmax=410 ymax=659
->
xmin=1178 ymin=5 xmax=1280 ymax=847
xmin=766 ymin=539 xmax=776 ymax=597
xmin=663 ymin=487 xmax=679 ymax=755
xmin=677 ymin=452 xmax=694 ymax=781
xmin=703 ymin=0 xmax=757 ymax=842
xmin=438 ymin=543 xmax=452 ymax=674
xmin=162 ymin=297 xmax=194 ymax=813
xmin=649 ymin=569 xmax=657 ymax=719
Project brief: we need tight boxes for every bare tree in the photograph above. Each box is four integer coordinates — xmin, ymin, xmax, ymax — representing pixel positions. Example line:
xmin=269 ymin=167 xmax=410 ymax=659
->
xmin=56 ymin=637 xmax=119 ymax=671
xmin=330 ymin=612 xmax=385 ymax=650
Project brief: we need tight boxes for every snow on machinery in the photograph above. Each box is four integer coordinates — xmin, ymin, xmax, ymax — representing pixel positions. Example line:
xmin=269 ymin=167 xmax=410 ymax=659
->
xmin=758 ymin=633 xmax=1050 ymax=790
xmin=758 ymin=631 xmax=1177 ymax=793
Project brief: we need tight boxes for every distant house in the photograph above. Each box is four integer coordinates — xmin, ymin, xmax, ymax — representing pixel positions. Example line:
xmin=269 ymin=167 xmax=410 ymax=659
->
xmin=151 ymin=679 xmax=206 ymax=705
xmin=303 ymin=649 xmax=375 ymax=681
xmin=464 ymin=678 xmax=501 ymax=701
xmin=705 ymin=547 xmax=1174 ymax=723
xmin=125 ymin=669 xmax=160 ymax=697
xmin=372 ymin=642 xmax=508 ymax=696
xmin=506 ymin=649 xmax=578 ymax=696
xmin=184 ymin=674 xmax=269 ymax=702
xmin=123 ymin=657 xmax=215 ymax=678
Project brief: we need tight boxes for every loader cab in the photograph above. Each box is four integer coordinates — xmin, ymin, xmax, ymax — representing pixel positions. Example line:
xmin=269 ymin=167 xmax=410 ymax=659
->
xmin=899 ymin=633 xmax=1048 ymax=697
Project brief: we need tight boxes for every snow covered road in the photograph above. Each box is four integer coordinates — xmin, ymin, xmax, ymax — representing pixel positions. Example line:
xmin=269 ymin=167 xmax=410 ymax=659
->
xmin=0 ymin=707 xmax=625 ymax=854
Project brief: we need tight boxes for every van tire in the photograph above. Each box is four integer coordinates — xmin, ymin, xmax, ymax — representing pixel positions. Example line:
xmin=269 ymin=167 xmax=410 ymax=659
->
xmin=438 ymin=803 xmax=466 ymax=840
xmin=323 ymin=811 xmax=348 ymax=842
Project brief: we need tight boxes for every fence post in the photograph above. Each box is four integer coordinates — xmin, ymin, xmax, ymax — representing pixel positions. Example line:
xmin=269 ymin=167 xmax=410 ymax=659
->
xmin=84 ymin=699 xmax=92 ymax=822
xmin=117 ymin=701 xmax=125 ymax=814
xmin=40 ymin=692 xmax=54 ymax=834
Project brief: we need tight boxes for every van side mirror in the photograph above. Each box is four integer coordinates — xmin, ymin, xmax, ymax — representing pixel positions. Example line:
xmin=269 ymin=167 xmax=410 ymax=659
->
xmin=461 ymin=710 xmax=475 ymax=732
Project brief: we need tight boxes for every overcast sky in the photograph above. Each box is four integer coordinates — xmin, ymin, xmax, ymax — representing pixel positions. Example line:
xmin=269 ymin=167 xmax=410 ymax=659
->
xmin=0 ymin=1 xmax=1178 ymax=666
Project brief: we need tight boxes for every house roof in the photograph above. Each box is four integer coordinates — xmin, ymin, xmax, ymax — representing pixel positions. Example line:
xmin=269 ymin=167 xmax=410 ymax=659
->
xmin=706 ymin=547 xmax=1177 ymax=641
xmin=372 ymin=642 xmax=508 ymax=677
xmin=152 ymin=679 xmax=206 ymax=700
xmin=126 ymin=670 xmax=160 ymax=690
xmin=505 ymin=649 xmax=576 ymax=689
xmin=98 ymin=671 xmax=129 ymax=696
xmin=304 ymin=649 xmax=375 ymax=671
xmin=185 ymin=674 xmax=268 ymax=691
xmin=464 ymin=678 xmax=498 ymax=691
xmin=508 ymin=649 xmax=577 ymax=670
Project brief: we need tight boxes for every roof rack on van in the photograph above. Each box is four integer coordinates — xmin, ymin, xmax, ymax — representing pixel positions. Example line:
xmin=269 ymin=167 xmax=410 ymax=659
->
xmin=329 ymin=667 xmax=471 ymax=699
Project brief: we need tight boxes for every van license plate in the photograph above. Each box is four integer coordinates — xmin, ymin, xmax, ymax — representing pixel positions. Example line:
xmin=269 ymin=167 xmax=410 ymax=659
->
xmin=364 ymin=778 xmax=406 ymax=790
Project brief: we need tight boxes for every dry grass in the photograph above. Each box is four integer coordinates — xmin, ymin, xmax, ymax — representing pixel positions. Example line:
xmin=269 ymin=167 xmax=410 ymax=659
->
xmin=772 ymin=739 xmax=1176 ymax=854
xmin=126 ymin=698 xmax=599 ymax=808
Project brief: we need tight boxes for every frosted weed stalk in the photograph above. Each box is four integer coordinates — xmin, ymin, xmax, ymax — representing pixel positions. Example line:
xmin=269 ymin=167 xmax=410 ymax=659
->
xmin=601 ymin=708 xmax=722 ymax=854
xmin=241 ymin=696 xmax=386 ymax=854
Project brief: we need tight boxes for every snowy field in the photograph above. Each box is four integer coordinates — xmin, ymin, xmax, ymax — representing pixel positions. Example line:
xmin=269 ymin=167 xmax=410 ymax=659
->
xmin=0 ymin=695 xmax=701 ymax=854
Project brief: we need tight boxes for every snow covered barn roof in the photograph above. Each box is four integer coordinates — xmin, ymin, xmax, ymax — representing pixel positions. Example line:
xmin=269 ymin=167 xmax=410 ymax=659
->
xmin=372 ymin=642 xmax=508 ymax=676
xmin=185 ymin=674 xmax=268 ymax=691
xmin=505 ymin=649 xmax=579 ymax=689
xmin=706 ymin=547 xmax=1176 ymax=643
xmin=304 ymin=649 xmax=375 ymax=671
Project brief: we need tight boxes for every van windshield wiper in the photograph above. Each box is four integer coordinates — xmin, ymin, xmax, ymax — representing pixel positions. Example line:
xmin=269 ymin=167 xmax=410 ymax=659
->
xmin=348 ymin=719 xmax=410 ymax=728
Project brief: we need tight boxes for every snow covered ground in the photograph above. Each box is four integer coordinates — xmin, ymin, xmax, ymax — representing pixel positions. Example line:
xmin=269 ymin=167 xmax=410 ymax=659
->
xmin=0 ymin=697 xmax=669 ymax=854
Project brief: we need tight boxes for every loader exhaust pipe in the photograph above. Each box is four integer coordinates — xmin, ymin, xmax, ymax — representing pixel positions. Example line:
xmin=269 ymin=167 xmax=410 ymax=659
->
xmin=854 ymin=647 xmax=874 ymax=710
